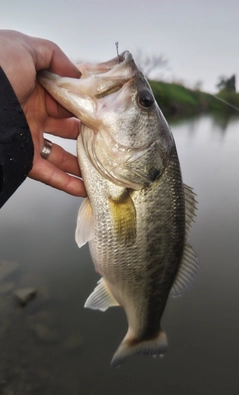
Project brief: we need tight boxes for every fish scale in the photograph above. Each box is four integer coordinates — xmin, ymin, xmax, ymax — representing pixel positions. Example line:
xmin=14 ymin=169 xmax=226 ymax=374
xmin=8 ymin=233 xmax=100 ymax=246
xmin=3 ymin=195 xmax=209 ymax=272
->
xmin=83 ymin=142 xmax=185 ymax=343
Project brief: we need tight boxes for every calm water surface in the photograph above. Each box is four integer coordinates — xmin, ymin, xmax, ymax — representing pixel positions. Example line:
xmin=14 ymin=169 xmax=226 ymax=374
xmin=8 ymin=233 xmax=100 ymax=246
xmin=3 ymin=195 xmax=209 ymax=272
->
xmin=0 ymin=114 xmax=239 ymax=394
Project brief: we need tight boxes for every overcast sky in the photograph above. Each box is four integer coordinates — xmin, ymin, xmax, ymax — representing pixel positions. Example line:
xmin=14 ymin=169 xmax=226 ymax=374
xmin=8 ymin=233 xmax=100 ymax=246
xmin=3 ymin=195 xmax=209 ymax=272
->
xmin=1 ymin=0 xmax=238 ymax=92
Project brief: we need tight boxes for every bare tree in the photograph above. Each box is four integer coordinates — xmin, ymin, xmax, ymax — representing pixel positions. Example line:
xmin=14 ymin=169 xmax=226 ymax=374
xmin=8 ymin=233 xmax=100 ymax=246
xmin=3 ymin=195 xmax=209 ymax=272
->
xmin=134 ymin=48 xmax=168 ymax=80
xmin=216 ymin=75 xmax=236 ymax=92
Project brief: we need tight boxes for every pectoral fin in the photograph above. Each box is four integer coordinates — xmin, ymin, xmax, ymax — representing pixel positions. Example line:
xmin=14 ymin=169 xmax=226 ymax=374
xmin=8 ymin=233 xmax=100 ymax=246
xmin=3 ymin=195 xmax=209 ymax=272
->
xmin=109 ymin=190 xmax=136 ymax=246
xmin=75 ymin=198 xmax=94 ymax=248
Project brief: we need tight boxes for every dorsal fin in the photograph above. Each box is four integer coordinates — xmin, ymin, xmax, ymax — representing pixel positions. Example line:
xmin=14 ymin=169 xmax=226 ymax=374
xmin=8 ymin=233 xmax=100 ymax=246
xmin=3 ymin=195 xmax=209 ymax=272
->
xmin=75 ymin=197 xmax=94 ymax=248
xmin=170 ymin=242 xmax=200 ymax=297
xmin=170 ymin=184 xmax=199 ymax=296
xmin=184 ymin=184 xmax=197 ymax=238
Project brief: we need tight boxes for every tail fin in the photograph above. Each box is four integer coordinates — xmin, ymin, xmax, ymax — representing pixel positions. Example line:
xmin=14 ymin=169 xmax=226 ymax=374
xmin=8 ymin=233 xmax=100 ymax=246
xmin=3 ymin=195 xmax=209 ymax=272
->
xmin=111 ymin=328 xmax=168 ymax=367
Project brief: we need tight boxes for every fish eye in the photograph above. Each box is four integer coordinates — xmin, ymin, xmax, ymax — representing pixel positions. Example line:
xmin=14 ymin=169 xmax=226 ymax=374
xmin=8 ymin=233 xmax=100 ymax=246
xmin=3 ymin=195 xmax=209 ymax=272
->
xmin=137 ymin=90 xmax=154 ymax=109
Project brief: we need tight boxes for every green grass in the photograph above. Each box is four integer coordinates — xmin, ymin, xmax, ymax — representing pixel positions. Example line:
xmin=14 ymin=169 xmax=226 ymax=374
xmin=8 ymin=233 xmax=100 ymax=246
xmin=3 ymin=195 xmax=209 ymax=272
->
xmin=149 ymin=80 xmax=239 ymax=117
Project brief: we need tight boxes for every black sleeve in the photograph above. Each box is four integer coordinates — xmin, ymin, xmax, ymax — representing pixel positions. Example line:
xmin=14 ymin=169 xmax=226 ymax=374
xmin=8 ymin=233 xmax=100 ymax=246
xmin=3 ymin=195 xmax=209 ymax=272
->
xmin=0 ymin=67 xmax=34 ymax=208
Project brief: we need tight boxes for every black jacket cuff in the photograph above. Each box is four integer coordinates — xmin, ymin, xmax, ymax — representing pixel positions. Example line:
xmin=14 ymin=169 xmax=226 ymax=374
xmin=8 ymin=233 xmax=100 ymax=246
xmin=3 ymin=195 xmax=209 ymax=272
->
xmin=0 ymin=66 xmax=34 ymax=208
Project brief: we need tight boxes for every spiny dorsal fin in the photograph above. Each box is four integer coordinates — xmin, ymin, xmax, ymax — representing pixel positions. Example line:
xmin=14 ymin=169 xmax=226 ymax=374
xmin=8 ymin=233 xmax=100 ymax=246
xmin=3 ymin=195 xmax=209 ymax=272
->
xmin=84 ymin=278 xmax=119 ymax=311
xmin=184 ymin=184 xmax=198 ymax=238
xmin=75 ymin=197 xmax=94 ymax=248
xmin=170 ymin=242 xmax=200 ymax=297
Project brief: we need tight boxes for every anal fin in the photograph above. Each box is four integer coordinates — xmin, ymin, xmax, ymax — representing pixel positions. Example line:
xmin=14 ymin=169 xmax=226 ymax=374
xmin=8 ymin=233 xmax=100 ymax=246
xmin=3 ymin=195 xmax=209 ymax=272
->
xmin=84 ymin=278 xmax=119 ymax=311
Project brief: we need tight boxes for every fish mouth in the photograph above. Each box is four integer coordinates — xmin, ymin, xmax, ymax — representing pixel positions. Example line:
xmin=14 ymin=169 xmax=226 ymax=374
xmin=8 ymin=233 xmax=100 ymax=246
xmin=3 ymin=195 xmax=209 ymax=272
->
xmin=79 ymin=51 xmax=135 ymax=99
xmin=37 ymin=51 xmax=137 ymax=127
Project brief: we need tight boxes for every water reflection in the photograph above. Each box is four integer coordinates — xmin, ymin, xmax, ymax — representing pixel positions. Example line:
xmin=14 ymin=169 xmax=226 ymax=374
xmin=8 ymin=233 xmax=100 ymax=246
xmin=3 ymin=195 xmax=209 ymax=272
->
xmin=0 ymin=114 xmax=239 ymax=394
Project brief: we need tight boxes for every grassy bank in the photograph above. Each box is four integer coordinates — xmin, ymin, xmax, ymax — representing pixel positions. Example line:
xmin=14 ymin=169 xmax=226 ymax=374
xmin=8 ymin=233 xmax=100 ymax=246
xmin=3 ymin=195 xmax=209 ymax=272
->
xmin=149 ymin=80 xmax=239 ymax=116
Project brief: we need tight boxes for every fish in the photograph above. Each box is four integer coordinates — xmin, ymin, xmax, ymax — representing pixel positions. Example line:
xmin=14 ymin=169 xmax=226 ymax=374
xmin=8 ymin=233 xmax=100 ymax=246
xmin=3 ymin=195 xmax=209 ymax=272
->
xmin=38 ymin=51 xmax=199 ymax=367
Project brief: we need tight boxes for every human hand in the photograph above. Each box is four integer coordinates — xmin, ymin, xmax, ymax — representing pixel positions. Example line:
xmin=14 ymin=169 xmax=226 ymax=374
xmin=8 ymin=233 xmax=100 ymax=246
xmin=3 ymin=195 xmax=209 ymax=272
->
xmin=0 ymin=30 xmax=86 ymax=197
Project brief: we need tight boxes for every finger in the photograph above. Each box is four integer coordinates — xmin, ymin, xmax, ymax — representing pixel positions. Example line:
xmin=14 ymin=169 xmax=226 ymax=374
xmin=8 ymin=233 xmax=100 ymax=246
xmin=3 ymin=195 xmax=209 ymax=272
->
xmin=44 ymin=117 xmax=81 ymax=140
xmin=44 ymin=91 xmax=76 ymax=118
xmin=46 ymin=142 xmax=81 ymax=177
xmin=44 ymin=90 xmax=82 ymax=120
xmin=30 ymin=36 xmax=81 ymax=78
xmin=29 ymin=159 xmax=87 ymax=197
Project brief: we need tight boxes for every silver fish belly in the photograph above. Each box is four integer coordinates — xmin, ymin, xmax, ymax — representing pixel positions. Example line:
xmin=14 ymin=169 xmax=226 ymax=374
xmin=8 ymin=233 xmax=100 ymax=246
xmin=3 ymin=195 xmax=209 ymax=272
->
xmin=38 ymin=51 xmax=200 ymax=367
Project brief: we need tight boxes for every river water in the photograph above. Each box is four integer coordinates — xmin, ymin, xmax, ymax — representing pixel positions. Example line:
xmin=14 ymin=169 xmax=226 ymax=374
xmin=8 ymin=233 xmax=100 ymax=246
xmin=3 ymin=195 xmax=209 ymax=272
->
xmin=0 ymin=114 xmax=239 ymax=394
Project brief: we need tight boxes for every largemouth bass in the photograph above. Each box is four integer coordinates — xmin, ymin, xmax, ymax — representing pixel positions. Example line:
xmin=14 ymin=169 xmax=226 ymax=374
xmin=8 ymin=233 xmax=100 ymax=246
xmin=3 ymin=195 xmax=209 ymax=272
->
xmin=38 ymin=51 xmax=199 ymax=367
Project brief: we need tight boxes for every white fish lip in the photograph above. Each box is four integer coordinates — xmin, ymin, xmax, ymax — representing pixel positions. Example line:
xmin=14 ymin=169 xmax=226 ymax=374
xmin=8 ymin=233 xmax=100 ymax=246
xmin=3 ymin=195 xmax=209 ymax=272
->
xmin=79 ymin=51 xmax=134 ymax=78
xmin=98 ymin=51 xmax=133 ymax=69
